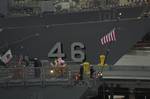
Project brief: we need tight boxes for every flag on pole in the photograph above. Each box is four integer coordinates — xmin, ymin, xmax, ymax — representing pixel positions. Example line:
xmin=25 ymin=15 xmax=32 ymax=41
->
xmin=1 ymin=49 xmax=13 ymax=64
xmin=100 ymin=28 xmax=117 ymax=45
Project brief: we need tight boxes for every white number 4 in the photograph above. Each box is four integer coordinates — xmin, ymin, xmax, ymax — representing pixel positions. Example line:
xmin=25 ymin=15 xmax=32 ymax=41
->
xmin=48 ymin=42 xmax=65 ymax=58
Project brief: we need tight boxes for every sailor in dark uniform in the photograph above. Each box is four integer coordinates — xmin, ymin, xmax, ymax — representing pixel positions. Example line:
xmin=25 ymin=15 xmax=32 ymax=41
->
xmin=33 ymin=58 xmax=42 ymax=78
xmin=79 ymin=65 xmax=83 ymax=80
xmin=90 ymin=65 xmax=95 ymax=79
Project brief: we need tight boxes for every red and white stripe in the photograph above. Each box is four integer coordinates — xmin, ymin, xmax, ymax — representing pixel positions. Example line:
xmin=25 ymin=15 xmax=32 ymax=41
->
xmin=57 ymin=58 xmax=65 ymax=65
xmin=100 ymin=28 xmax=116 ymax=45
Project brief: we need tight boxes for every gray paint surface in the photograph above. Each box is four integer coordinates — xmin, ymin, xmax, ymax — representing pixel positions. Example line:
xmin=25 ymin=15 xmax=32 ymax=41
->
xmin=0 ymin=7 xmax=149 ymax=65
xmin=0 ymin=86 xmax=87 ymax=99
xmin=1 ymin=19 xmax=150 ymax=64
xmin=0 ymin=0 xmax=8 ymax=16
xmin=115 ymin=51 xmax=150 ymax=66
xmin=0 ymin=5 xmax=150 ymax=99
xmin=0 ymin=18 xmax=150 ymax=64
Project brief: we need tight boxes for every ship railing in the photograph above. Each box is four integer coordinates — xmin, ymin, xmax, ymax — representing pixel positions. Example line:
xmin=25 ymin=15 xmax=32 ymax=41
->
xmin=7 ymin=0 xmax=150 ymax=17
xmin=0 ymin=64 xmax=98 ymax=87
xmin=0 ymin=66 xmax=69 ymax=86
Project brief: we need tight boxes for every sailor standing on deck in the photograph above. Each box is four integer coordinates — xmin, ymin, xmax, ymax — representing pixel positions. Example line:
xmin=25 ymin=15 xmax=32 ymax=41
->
xmin=33 ymin=58 xmax=42 ymax=78
xmin=90 ymin=65 xmax=95 ymax=79
xmin=79 ymin=65 xmax=83 ymax=80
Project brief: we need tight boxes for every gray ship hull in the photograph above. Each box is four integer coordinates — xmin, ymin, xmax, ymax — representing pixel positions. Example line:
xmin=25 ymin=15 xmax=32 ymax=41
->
xmin=0 ymin=6 xmax=150 ymax=64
